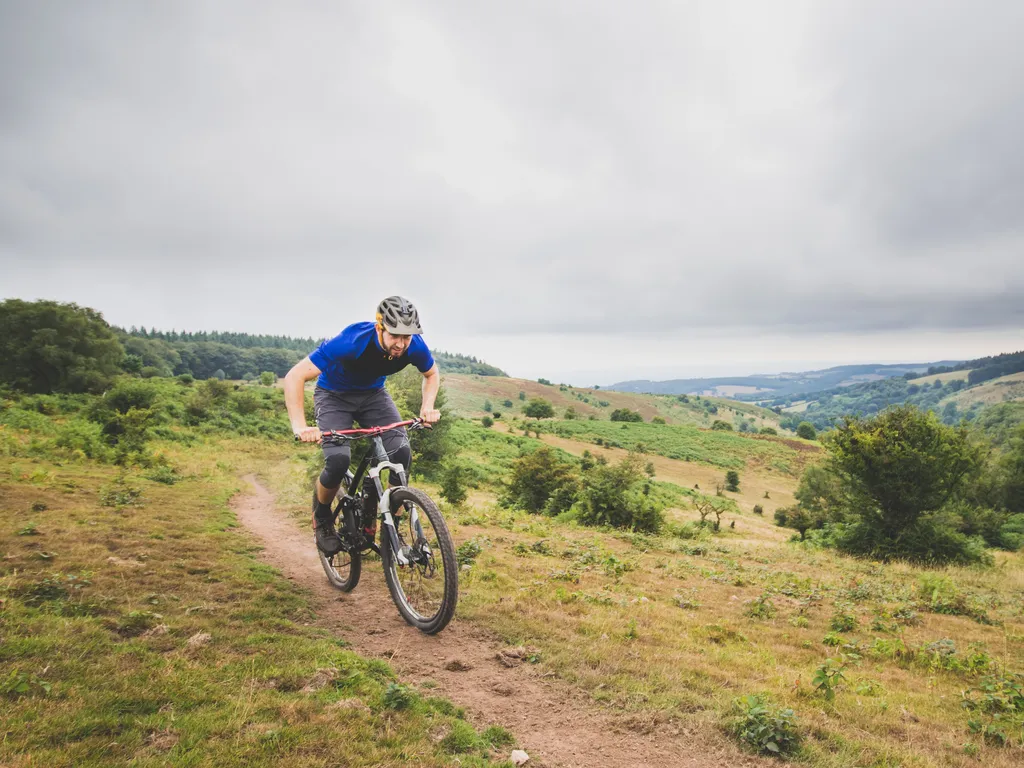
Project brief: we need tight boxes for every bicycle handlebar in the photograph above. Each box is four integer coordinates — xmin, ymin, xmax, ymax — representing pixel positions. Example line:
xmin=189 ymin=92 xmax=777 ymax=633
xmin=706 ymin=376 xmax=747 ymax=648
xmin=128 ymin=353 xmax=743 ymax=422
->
xmin=321 ymin=419 xmax=424 ymax=439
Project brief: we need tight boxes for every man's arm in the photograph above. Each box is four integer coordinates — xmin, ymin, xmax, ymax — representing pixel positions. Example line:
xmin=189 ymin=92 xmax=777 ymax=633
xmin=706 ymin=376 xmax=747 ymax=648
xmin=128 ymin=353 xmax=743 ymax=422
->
xmin=420 ymin=363 xmax=441 ymax=424
xmin=284 ymin=357 xmax=323 ymax=441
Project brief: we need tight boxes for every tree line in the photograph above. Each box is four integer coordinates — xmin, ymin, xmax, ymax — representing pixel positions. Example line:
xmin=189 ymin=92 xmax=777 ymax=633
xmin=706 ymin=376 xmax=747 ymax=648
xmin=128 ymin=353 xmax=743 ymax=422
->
xmin=0 ymin=300 xmax=505 ymax=391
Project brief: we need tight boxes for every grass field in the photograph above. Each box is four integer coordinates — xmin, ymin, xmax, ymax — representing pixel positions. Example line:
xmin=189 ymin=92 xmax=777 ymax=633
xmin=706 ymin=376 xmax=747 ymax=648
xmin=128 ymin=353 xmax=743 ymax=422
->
xmin=940 ymin=373 xmax=1024 ymax=409
xmin=508 ymin=417 xmax=817 ymax=477
xmin=0 ymin=437 xmax=515 ymax=767
xmin=3 ymin=387 xmax=1022 ymax=767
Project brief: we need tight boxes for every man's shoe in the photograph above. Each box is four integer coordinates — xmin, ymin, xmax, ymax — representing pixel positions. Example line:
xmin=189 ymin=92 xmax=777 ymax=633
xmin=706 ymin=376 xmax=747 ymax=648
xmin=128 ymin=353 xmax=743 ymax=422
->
xmin=312 ymin=493 xmax=344 ymax=556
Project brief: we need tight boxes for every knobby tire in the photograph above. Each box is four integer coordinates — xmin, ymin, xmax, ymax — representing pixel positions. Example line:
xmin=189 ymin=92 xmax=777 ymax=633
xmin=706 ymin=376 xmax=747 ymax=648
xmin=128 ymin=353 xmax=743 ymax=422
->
xmin=381 ymin=486 xmax=458 ymax=634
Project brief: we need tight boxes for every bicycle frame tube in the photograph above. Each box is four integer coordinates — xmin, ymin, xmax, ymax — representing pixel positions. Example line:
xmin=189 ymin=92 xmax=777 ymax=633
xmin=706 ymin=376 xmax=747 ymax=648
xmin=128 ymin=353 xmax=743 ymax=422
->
xmin=322 ymin=430 xmax=418 ymax=563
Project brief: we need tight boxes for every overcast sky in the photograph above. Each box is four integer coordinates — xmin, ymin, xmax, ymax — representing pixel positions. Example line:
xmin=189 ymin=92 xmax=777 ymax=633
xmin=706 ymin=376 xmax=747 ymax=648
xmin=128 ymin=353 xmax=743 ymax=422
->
xmin=2 ymin=1 xmax=1022 ymax=384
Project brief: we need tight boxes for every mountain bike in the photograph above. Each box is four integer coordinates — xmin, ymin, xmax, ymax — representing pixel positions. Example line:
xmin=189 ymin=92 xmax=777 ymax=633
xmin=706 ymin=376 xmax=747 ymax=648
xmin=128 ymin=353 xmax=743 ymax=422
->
xmin=310 ymin=419 xmax=457 ymax=635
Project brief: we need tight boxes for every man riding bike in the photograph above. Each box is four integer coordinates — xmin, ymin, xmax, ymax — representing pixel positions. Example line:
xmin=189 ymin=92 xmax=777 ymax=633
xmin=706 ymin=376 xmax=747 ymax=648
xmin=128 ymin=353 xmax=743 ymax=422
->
xmin=284 ymin=296 xmax=441 ymax=556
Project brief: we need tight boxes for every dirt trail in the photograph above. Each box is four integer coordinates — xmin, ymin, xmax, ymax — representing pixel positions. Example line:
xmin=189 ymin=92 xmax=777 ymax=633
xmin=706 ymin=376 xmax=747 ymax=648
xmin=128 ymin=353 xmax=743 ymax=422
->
xmin=232 ymin=475 xmax=743 ymax=768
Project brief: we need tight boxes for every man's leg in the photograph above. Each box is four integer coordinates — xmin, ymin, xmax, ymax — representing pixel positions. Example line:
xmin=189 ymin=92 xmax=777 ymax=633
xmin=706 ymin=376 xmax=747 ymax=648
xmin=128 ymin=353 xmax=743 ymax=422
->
xmin=312 ymin=388 xmax=356 ymax=555
xmin=356 ymin=388 xmax=411 ymax=483
xmin=351 ymin=389 xmax=411 ymax=526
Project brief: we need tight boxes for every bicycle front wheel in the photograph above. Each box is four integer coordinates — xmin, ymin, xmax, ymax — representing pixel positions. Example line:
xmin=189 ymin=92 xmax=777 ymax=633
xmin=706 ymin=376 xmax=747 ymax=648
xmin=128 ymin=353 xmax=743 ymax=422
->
xmin=381 ymin=486 xmax=458 ymax=634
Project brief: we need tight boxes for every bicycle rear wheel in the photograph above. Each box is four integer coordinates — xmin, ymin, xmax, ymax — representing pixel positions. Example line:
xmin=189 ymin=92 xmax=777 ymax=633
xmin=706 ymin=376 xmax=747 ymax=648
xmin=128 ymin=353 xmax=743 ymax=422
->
xmin=317 ymin=477 xmax=361 ymax=592
xmin=381 ymin=486 xmax=458 ymax=634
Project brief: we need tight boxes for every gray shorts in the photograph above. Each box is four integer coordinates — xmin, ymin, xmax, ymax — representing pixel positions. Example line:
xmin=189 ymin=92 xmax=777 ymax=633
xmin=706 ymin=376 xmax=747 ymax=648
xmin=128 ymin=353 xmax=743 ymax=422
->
xmin=314 ymin=387 xmax=410 ymax=481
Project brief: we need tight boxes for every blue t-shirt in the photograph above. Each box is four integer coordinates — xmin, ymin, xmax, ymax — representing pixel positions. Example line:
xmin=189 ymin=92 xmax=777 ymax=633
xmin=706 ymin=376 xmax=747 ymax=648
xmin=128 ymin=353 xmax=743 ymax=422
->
xmin=309 ymin=321 xmax=434 ymax=392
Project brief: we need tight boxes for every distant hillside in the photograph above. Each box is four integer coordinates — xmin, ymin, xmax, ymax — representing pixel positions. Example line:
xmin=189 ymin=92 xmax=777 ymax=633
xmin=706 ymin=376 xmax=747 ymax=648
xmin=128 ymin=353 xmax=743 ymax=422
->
xmin=442 ymin=373 xmax=785 ymax=432
xmin=607 ymin=361 xmax=963 ymax=399
xmin=773 ymin=350 xmax=1024 ymax=432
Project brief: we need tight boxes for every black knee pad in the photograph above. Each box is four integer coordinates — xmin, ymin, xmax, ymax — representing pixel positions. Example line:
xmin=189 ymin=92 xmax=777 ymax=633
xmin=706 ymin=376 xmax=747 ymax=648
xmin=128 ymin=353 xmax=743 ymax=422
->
xmin=390 ymin=442 xmax=412 ymax=476
xmin=320 ymin=451 xmax=350 ymax=489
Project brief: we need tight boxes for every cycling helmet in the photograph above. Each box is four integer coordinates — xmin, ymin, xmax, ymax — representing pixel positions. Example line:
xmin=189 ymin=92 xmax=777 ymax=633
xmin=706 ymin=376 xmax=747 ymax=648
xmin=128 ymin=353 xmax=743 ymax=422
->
xmin=376 ymin=296 xmax=423 ymax=335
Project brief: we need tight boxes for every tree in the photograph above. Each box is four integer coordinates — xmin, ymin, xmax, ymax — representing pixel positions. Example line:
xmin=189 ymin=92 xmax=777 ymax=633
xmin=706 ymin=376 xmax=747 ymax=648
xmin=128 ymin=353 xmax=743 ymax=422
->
xmin=387 ymin=367 xmax=453 ymax=479
xmin=796 ymin=422 xmax=817 ymax=440
xmin=0 ymin=299 xmax=124 ymax=393
xmin=694 ymin=494 xmax=731 ymax=532
xmin=518 ymin=391 xmax=526 ymax=401
xmin=524 ymin=398 xmax=554 ymax=419
xmin=826 ymin=407 xmax=987 ymax=563
xmin=501 ymin=446 xmax=578 ymax=514
xmin=794 ymin=465 xmax=845 ymax=522
xmin=259 ymin=371 xmax=277 ymax=386
xmin=711 ymin=420 xmax=733 ymax=431
xmin=564 ymin=406 xmax=578 ymax=420
xmin=483 ymin=399 xmax=492 ymax=412
xmin=481 ymin=416 xmax=494 ymax=428
xmin=610 ymin=408 xmax=643 ymax=422
xmin=774 ymin=506 xmax=813 ymax=540
xmin=439 ymin=462 xmax=469 ymax=507
xmin=725 ymin=471 xmax=740 ymax=492
xmin=503 ymin=399 xmax=514 ymax=408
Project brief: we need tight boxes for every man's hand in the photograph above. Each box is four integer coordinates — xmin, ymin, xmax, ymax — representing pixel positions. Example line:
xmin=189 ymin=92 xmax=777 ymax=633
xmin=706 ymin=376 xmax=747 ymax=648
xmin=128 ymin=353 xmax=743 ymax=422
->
xmin=294 ymin=425 xmax=322 ymax=443
xmin=419 ymin=408 xmax=441 ymax=426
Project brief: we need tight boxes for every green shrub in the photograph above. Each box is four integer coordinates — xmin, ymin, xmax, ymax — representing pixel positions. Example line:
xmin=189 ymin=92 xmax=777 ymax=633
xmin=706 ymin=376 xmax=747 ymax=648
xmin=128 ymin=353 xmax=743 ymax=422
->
xmin=440 ymin=462 xmax=469 ymax=507
xmin=728 ymin=694 xmax=801 ymax=756
xmin=796 ymin=422 xmax=816 ymax=440
xmin=523 ymin=398 xmax=554 ymax=419
xmin=455 ymin=539 xmax=482 ymax=567
xmin=711 ymin=420 xmax=733 ymax=431
xmin=610 ymin=408 xmax=643 ymax=423
xmin=743 ymin=594 xmax=776 ymax=620
xmin=574 ymin=453 xmax=664 ymax=533
xmin=830 ymin=611 xmax=858 ymax=633
xmin=501 ymin=446 xmax=578 ymax=515
xmin=481 ymin=416 xmax=494 ymax=428
xmin=725 ymin=470 xmax=740 ymax=492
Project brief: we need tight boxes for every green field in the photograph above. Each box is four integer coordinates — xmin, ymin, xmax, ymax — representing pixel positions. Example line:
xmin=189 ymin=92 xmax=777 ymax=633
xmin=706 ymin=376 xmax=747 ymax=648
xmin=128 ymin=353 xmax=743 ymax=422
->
xmin=2 ymin=376 xmax=1022 ymax=767
xmin=518 ymin=418 xmax=814 ymax=476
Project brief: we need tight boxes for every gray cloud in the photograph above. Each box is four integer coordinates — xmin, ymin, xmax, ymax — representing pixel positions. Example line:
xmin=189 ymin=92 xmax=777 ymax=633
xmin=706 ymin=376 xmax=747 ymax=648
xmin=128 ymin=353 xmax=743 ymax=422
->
xmin=1 ymin=1 xmax=1022 ymax=380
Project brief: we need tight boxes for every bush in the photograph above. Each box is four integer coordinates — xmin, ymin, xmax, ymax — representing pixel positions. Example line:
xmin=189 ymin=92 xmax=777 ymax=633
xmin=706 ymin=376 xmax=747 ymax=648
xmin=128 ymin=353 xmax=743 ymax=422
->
xmin=523 ymin=398 xmax=554 ymax=419
xmin=753 ymin=504 xmax=763 ymax=515
xmin=439 ymin=462 xmax=469 ymax=507
xmin=711 ymin=420 xmax=733 ymax=431
xmin=574 ymin=453 xmax=664 ymax=533
xmin=796 ymin=422 xmax=816 ymax=440
xmin=259 ymin=371 xmax=277 ymax=386
xmin=483 ymin=399 xmax=492 ymax=412
xmin=827 ymin=407 xmax=989 ymax=564
xmin=503 ymin=399 xmax=513 ymax=408
xmin=610 ymin=408 xmax=643 ymax=423
xmin=651 ymin=416 xmax=666 ymax=424
xmin=759 ymin=427 xmax=778 ymax=435
xmin=501 ymin=446 xmax=578 ymax=515
xmin=564 ymin=407 xmax=577 ymax=420
xmin=481 ymin=416 xmax=493 ymax=428
xmin=728 ymin=694 xmax=801 ymax=757
xmin=725 ymin=470 xmax=740 ymax=492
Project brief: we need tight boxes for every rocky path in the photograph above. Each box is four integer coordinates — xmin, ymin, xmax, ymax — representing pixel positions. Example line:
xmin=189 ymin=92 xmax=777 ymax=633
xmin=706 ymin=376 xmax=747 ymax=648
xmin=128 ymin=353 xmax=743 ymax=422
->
xmin=232 ymin=474 xmax=747 ymax=768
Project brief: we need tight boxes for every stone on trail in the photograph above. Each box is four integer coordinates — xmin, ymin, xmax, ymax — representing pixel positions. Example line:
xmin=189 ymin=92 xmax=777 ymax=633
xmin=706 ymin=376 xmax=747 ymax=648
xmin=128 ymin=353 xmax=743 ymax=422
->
xmin=510 ymin=749 xmax=530 ymax=765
